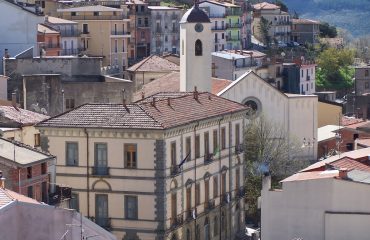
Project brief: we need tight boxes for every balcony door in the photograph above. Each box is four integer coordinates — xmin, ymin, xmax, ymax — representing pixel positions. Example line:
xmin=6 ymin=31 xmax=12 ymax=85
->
xmin=95 ymin=143 xmax=107 ymax=175
xmin=95 ymin=194 xmax=108 ymax=228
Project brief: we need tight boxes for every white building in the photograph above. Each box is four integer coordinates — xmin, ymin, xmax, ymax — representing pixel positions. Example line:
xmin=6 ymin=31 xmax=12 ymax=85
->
xmin=45 ymin=16 xmax=80 ymax=56
xmin=0 ymin=1 xmax=44 ymax=62
xmin=299 ymin=61 xmax=316 ymax=95
xmin=261 ymin=157 xmax=370 ymax=240
xmin=0 ymin=76 xmax=8 ymax=100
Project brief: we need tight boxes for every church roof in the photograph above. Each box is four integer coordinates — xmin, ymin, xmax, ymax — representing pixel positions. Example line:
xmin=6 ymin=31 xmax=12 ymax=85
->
xmin=180 ymin=6 xmax=210 ymax=23
xmin=127 ymin=55 xmax=180 ymax=72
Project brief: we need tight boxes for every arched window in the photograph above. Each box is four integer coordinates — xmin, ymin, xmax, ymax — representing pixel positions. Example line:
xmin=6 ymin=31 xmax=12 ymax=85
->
xmin=186 ymin=229 xmax=191 ymax=240
xmin=213 ymin=216 xmax=219 ymax=237
xmin=204 ymin=217 xmax=210 ymax=240
xmin=195 ymin=39 xmax=202 ymax=56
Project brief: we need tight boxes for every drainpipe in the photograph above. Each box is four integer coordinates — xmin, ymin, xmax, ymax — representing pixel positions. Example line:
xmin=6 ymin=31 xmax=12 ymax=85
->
xmin=218 ymin=115 xmax=224 ymax=240
xmin=193 ymin=121 xmax=199 ymax=239
xmin=84 ymin=128 xmax=90 ymax=218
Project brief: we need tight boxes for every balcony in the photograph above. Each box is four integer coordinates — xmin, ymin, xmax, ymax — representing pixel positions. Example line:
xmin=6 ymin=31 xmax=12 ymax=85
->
xmin=59 ymin=30 xmax=80 ymax=37
xmin=186 ymin=208 xmax=196 ymax=221
xmin=60 ymin=48 xmax=79 ymax=56
xmin=222 ymin=192 xmax=230 ymax=205
xmin=214 ymin=38 xmax=220 ymax=43
xmin=226 ymin=23 xmax=242 ymax=29
xmin=204 ymin=153 xmax=214 ymax=165
xmin=110 ymin=31 xmax=131 ymax=37
xmin=92 ymin=166 xmax=109 ymax=176
xmin=171 ymin=214 xmax=184 ymax=229
xmin=212 ymin=26 xmax=226 ymax=31
xmin=226 ymin=36 xmax=240 ymax=42
xmin=237 ymin=187 xmax=246 ymax=199
xmin=170 ymin=165 xmax=181 ymax=177
xmin=205 ymin=199 xmax=215 ymax=211
xmin=95 ymin=217 xmax=111 ymax=230
xmin=235 ymin=144 xmax=244 ymax=154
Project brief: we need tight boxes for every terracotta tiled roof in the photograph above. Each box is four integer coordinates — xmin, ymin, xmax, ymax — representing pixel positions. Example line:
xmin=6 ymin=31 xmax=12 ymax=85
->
xmin=253 ymin=2 xmax=280 ymax=10
xmin=127 ymin=55 xmax=180 ymax=72
xmin=0 ymin=106 xmax=49 ymax=126
xmin=292 ymin=18 xmax=320 ymax=25
xmin=38 ymin=24 xmax=59 ymax=34
xmin=341 ymin=116 xmax=366 ymax=127
xmin=329 ymin=157 xmax=370 ymax=173
xmin=57 ymin=5 xmax=123 ymax=12
xmin=0 ymin=188 xmax=39 ymax=208
xmin=132 ymin=72 xmax=232 ymax=102
xmin=38 ymin=92 xmax=247 ymax=130
xmin=281 ymin=170 xmax=339 ymax=182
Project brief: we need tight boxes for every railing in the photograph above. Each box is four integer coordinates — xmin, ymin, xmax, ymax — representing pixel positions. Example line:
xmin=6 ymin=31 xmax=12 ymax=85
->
xmin=237 ymin=187 xmax=246 ymax=198
xmin=205 ymin=199 xmax=215 ymax=211
xmin=111 ymin=31 xmax=131 ymax=35
xmin=81 ymin=31 xmax=90 ymax=35
xmin=60 ymin=48 xmax=79 ymax=56
xmin=63 ymin=15 xmax=129 ymax=20
xmin=212 ymin=26 xmax=226 ymax=30
xmin=92 ymin=166 xmax=109 ymax=176
xmin=59 ymin=30 xmax=80 ymax=37
xmin=227 ymin=23 xmax=242 ymax=28
xmin=171 ymin=214 xmax=184 ymax=228
xmin=204 ymin=153 xmax=214 ymax=165
xmin=137 ymin=23 xmax=150 ymax=28
xmin=226 ymin=36 xmax=240 ymax=41
xmin=170 ymin=165 xmax=181 ymax=176
xmin=186 ymin=208 xmax=196 ymax=221
xmin=95 ymin=217 xmax=111 ymax=230
xmin=45 ymin=43 xmax=61 ymax=49
xmin=235 ymin=144 xmax=244 ymax=154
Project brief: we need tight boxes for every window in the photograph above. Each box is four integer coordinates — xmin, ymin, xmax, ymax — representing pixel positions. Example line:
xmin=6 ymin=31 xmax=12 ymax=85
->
xmin=65 ymin=98 xmax=75 ymax=109
xmin=204 ymin=132 xmax=209 ymax=156
xmin=82 ymin=24 xmax=88 ymax=34
xmin=366 ymin=70 xmax=369 ymax=77
xmin=222 ymin=33 xmax=224 ymax=39
xmin=70 ymin=193 xmax=79 ymax=211
xmin=114 ymin=39 xmax=118 ymax=53
xmin=144 ymin=18 xmax=148 ymax=27
xmin=187 ymin=229 xmax=191 ymax=240
xmin=365 ymin=82 xmax=369 ymax=89
xmin=171 ymin=192 xmax=177 ymax=223
xmin=95 ymin=143 xmax=108 ymax=173
xmin=204 ymin=217 xmax=210 ymax=240
xmin=122 ymin=39 xmax=125 ymax=52
xmin=171 ymin=141 xmax=176 ymax=167
xmin=213 ymin=130 xmax=218 ymax=154
xmin=165 ymin=35 xmax=168 ymax=42
xmin=213 ymin=216 xmax=219 ymax=237
xmin=204 ymin=178 xmax=209 ymax=204
xmin=27 ymin=186 xmax=33 ymax=198
xmin=71 ymin=12 xmax=76 ymax=16
xmin=235 ymin=124 xmax=240 ymax=147
xmin=221 ymin=172 xmax=226 ymax=195
xmin=354 ymin=133 xmax=359 ymax=140
xmin=195 ymin=39 xmax=202 ymax=56
xmin=195 ymin=183 xmax=200 ymax=206
xmin=125 ymin=196 xmax=138 ymax=219
xmin=66 ymin=142 xmax=78 ymax=166
xmin=195 ymin=135 xmax=200 ymax=158
xmin=301 ymin=69 xmax=303 ymax=78
xmin=41 ymin=162 xmax=47 ymax=175
xmin=34 ymin=133 xmax=40 ymax=147
xmin=235 ymin=168 xmax=240 ymax=190
xmin=186 ymin=186 xmax=192 ymax=211
xmin=95 ymin=194 xmax=108 ymax=227
xmin=213 ymin=176 xmax=218 ymax=198
xmin=93 ymin=11 xmax=99 ymax=16
xmin=124 ymin=144 xmax=137 ymax=168
xmin=138 ymin=17 xmax=142 ymax=25
xmin=185 ymin=137 xmax=191 ymax=161
xmin=27 ymin=167 xmax=32 ymax=179
xmin=140 ymin=31 xmax=145 ymax=39
xmin=221 ymin=127 xmax=226 ymax=150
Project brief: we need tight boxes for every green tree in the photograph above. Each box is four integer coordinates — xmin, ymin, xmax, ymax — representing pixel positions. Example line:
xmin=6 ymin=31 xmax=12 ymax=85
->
xmin=319 ymin=22 xmax=338 ymax=38
xmin=276 ymin=0 xmax=288 ymax=12
xmin=316 ymin=48 xmax=355 ymax=91
xmin=244 ymin=114 xmax=306 ymax=224
xmin=258 ymin=17 xmax=272 ymax=47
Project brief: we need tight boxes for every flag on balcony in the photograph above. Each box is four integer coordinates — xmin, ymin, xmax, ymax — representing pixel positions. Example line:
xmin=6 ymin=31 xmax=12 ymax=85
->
xmin=178 ymin=152 xmax=190 ymax=168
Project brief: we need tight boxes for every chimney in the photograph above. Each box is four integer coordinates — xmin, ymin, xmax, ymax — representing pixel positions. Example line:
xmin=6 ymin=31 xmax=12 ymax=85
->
xmin=4 ymin=49 xmax=10 ymax=58
xmin=338 ymin=168 xmax=348 ymax=179
xmin=193 ymin=86 xmax=198 ymax=100
xmin=141 ymin=92 xmax=145 ymax=100
xmin=0 ymin=171 xmax=5 ymax=189
xmin=11 ymin=92 xmax=17 ymax=108
xmin=167 ymin=97 xmax=171 ymax=106
xmin=151 ymin=97 xmax=156 ymax=107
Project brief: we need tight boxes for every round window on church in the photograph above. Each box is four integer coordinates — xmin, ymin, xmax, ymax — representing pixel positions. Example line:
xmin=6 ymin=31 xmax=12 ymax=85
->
xmin=243 ymin=97 xmax=262 ymax=117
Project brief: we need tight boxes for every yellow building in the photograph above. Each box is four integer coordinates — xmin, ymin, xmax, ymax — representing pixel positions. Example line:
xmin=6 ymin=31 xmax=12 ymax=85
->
xmin=318 ymin=100 xmax=342 ymax=128
xmin=37 ymin=92 xmax=248 ymax=240
xmin=57 ymin=5 xmax=131 ymax=73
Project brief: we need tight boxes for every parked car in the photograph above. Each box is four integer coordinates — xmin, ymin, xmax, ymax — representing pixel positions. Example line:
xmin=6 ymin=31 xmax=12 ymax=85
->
xmin=277 ymin=41 xmax=287 ymax=48
xmin=292 ymin=41 xmax=300 ymax=47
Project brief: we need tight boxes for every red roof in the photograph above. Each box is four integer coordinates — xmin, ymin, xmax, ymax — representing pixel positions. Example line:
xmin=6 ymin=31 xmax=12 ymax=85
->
xmin=281 ymin=171 xmax=339 ymax=182
xmin=0 ymin=188 xmax=39 ymax=207
xmin=329 ymin=157 xmax=370 ymax=173
xmin=0 ymin=106 xmax=49 ymax=126
xmin=341 ymin=116 xmax=366 ymax=127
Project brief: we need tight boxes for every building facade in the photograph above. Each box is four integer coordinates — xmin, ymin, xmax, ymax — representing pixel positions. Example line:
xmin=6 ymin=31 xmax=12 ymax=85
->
xmin=37 ymin=92 xmax=248 ymax=240
xmin=252 ymin=2 xmax=291 ymax=44
xmin=37 ymin=24 xmax=61 ymax=56
xmin=44 ymin=16 xmax=80 ymax=56
xmin=291 ymin=18 xmax=320 ymax=45
xmin=355 ymin=66 xmax=370 ymax=96
xmin=57 ymin=5 xmax=131 ymax=73
xmin=149 ymin=6 xmax=184 ymax=55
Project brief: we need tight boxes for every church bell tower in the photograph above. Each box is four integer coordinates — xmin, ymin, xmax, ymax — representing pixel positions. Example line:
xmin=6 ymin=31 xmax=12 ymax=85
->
xmin=179 ymin=0 xmax=212 ymax=92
